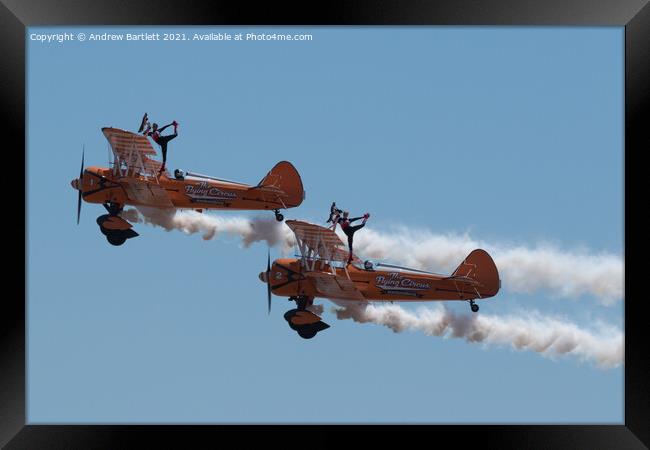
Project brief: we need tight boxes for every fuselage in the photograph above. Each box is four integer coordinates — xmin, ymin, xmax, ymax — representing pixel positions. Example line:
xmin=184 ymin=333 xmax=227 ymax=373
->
xmin=70 ymin=166 xmax=302 ymax=211
xmin=261 ymin=258 xmax=499 ymax=302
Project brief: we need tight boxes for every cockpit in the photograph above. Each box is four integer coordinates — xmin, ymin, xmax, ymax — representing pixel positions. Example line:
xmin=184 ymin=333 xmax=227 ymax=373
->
xmin=348 ymin=260 xmax=376 ymax=271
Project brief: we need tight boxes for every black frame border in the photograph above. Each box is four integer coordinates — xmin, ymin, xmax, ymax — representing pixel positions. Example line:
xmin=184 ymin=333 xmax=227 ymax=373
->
xmin=3 ymin=0 xmax=648 ymax=448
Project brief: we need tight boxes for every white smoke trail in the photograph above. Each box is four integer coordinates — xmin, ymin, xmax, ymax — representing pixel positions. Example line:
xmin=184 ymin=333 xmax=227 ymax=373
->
xmin=333 ymin=303 xmax=623 ymax=369
xmin=352 ymin=227 xmax=623 ymax=305
xmin=121 ymin=207 xmax=292 ymax=248
xmin=306 ymin=304 xmax=325 ymax=316
xmin=120 ymin=210 xmax=622 ymax=303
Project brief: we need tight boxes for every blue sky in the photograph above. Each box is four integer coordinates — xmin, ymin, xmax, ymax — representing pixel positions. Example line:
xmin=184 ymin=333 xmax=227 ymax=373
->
xmin=27 ymin=26 xmax=623 ymax=423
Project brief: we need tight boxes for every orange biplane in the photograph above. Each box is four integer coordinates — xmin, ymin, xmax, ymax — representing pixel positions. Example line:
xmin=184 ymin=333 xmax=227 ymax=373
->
xmin=71 ymin=127 xmax=305 ymax=245
xmin=259 ymin=220 xmax=500 ymax=339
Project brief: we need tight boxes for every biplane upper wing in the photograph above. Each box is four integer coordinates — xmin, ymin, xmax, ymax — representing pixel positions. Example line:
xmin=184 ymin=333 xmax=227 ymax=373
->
xmin=285 ymin=220 xmax=361 ymax=265
xmin=102 ymin=127 xmax=163 ymax=176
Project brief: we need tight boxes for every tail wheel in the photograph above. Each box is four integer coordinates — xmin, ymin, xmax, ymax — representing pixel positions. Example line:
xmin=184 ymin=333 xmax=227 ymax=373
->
xmin=470 ymin=301 xmax=479 ymax=313
xmin=274 ymin=210 xmax=284 ymax=222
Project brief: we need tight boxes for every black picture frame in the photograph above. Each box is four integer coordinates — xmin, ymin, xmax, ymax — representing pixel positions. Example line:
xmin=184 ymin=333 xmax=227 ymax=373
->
xmin=4 ymin=0 xmax=648 ymax=447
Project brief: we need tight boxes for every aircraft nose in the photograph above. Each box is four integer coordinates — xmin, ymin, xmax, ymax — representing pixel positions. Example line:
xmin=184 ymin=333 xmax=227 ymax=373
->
xmin=259 ymin=271 xmax=268 ymax=283
xmin=70 ymin=178 xmax=79 ymax=190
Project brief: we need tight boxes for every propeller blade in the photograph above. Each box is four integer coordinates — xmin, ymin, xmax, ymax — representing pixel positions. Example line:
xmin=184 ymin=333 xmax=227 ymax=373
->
xmin=79 ymin=146 xmax=85 ymax=179
xmin=267 ymin=248 xmax=272 ymax=314
xmin=77 ymin=147 xmax=84 ymax=225
xmin=77 ymin=190 xmax=82 ymax=225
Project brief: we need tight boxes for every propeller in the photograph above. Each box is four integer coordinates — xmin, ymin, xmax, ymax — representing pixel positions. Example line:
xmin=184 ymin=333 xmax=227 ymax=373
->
xmin=266 ymin=248 xmax=272 ymax=314
xmin=76 ymin=146 xmax=84 ymax=224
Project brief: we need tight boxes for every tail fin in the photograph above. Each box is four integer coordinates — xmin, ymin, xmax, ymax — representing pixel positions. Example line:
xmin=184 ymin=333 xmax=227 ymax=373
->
xmin=449 ymin=249 xmax=500 ymax=298
xmin=256 ymin=161 xmax=305 ymax=208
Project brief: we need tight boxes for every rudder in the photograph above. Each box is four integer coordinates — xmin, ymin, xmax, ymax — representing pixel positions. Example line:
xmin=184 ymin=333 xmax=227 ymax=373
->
xmin=257 ymin=161 xmax=305 ymax=207
xmin=451 ymin=249 xmax=500 ymax=298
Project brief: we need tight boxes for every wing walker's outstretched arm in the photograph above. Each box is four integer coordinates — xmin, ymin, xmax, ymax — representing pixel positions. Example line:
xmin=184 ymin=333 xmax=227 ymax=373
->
xmin=327 ymin=202 xmax=343 ymax=230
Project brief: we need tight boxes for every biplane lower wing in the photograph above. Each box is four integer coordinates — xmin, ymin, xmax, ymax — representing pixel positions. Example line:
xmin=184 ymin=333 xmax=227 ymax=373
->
xmin=121 ymin=179 xmax=173 ymax=207
xmin=305 ymin=271 xmax=366 ymax=300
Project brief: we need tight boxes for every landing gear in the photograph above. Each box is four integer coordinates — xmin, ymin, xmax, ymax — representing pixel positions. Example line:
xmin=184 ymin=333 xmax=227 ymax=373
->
xmin=103 ymin=201 xmax=123 ymax=216
xmin=96 ymin=203 xmax=139 ymax=246
xmin=284 ymin=296 xmax=330 ymax=339
xmin=274 ymin=210 xmax=284 ymax=222
xmin=297 ymin=328 xmax=318 ymax=339
xmin=106 ymin=233 xmax=127 ymax=246
xmin=469 ymin=300 xmax=479 ymax=313
xmin=289 ymin=295 xmax=311 ymax=310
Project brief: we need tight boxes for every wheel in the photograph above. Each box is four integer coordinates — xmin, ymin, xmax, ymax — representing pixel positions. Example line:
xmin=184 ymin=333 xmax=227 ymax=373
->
xmin=297 ymin=327 xmax=317 ymax=339
xmin=275 ymin=212 xmax=284 ymax=222
xmin=284 ymin=309 xmax=299 ymax=330
xmin=471 ymin=303 xmax=479 ymax=313
xmin=96 ymin=214 xmax=111 ymax=231
xmin=106 ymin=233 xmax=127 ymax=246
